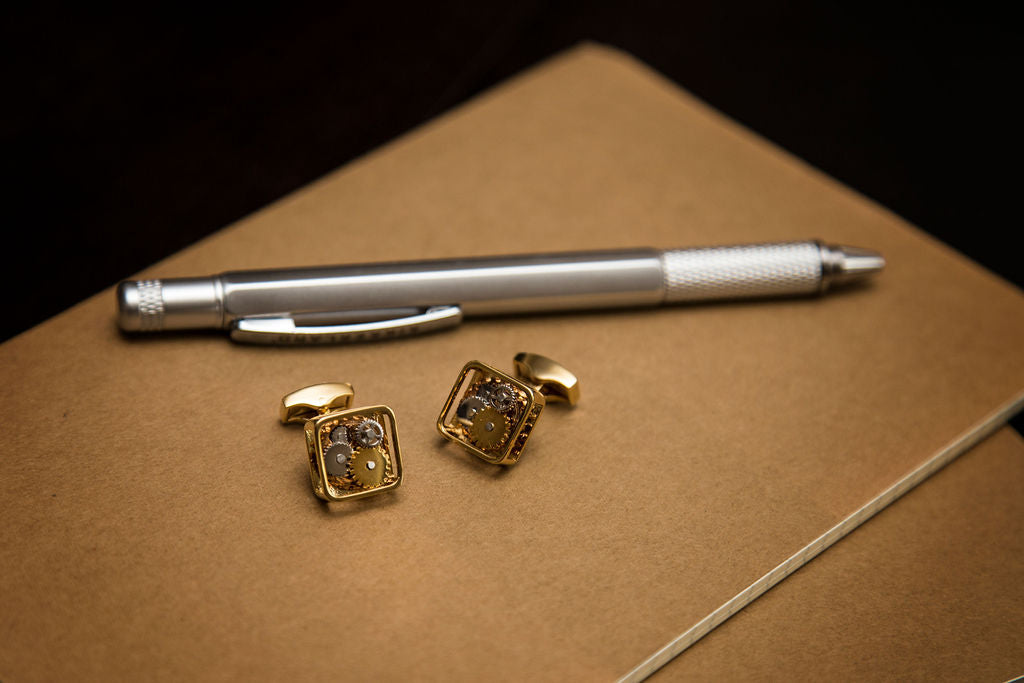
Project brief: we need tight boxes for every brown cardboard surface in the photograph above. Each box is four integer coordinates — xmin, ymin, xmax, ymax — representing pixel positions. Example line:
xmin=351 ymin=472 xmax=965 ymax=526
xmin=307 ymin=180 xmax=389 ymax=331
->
xmin=654 ymin=426 xmax=1024 ymax=682
xmin=2 ymin=44 xmax=1024 ymax=681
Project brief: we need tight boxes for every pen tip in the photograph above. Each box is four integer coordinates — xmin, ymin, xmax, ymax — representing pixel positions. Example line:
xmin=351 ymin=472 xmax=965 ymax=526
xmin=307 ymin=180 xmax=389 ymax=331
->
xmin=823 ymin=244 xmax=886 ymax=288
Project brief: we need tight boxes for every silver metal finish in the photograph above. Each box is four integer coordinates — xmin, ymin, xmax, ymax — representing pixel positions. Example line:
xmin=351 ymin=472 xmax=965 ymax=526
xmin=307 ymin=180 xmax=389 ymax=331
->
xmin=116 ymin=241 xmax=883 ymax=343
xmin=481 ymin=383 xmax=516 ymax=411
xmin=352 ymin=420 xmax=384 ymax=448
xmin=661 ymin=242 xmax=823 ymax=302
xmin=229 ymin=305 xmax=463 ymax=344
xmin=820 ymin=244 xmax=888 ymax=287
xmin=133 ymin=280 xmax=165 ymax=330
xmin=224 ymin=250 xmax=662 ymax=318
xmin=117 ymin=250 xmax=663 ymax=333
xmin=117 ymin=277 xmax=223 ymax=331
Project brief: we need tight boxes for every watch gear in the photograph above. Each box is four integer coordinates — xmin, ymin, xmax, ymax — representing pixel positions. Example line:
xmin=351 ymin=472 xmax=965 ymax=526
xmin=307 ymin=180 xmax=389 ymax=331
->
xmin=469 ymin=406 xmax=508 ymax=449
xmin=352 ymin=419 xmax=384 ymax=448
xmin=492 ymin=384 xmax=518 ymax=412
xmin=328 ymin=425 xmax=348 ymax=445
xmin=479 ymin=382 xmax=518 ymax=412
xmin=349 ymin=447 xmax=387 ymax=488
xmin=476 ymin=382 xmax=496 ymax=404
xmin=324 ymin=441 xmax=353 ymax=477
xmin=456 ymin=396 xmax=488 ymax=427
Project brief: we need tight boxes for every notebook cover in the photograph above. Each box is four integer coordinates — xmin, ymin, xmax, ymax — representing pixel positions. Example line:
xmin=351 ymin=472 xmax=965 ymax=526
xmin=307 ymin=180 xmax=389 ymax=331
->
xmin=2 ymin=44 xmax=1023 ymax=680
xmin=655 ymin=426 xmax=1024 ymax=681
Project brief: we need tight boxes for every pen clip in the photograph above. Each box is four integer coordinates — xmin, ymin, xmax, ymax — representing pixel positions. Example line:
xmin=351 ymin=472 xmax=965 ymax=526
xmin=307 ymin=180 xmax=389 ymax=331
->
xmin=229 ymin=305 xmax=463 ymax=344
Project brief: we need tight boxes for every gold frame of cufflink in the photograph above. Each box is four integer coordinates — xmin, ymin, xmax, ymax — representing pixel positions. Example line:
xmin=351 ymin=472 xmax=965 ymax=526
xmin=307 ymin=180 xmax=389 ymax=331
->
xmin=436 ymin=352 xmax=579 ymax=465
xmin=280 ymin=383 xmax=403 ymax=501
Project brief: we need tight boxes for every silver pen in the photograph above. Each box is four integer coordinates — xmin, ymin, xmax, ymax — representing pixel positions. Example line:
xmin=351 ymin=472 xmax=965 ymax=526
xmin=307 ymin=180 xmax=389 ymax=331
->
xmin=116 ymin=240 xmax=884 ymax=344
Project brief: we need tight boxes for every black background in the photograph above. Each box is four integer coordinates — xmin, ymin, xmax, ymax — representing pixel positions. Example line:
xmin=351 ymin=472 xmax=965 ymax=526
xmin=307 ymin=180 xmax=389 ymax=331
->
xmin=4 ymin=3 xmax=1020 ymax=431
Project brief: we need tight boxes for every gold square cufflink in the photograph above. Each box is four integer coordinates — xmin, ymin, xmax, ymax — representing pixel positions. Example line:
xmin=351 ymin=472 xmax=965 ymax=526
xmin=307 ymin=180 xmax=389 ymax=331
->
xmin=436 ymin=352 xmax=579 ymax=465
xmin=280 ymin=383 xmax=403 ymax=501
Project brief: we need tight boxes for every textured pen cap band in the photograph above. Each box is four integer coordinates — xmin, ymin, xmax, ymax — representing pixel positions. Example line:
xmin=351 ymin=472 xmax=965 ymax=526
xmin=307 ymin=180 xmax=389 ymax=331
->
xmin=117 ymin=278 xmax=223 ymax=331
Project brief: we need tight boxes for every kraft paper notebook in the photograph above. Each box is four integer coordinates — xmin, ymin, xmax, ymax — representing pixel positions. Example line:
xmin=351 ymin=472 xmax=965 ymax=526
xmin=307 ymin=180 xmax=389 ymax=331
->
xmin=655 ymin=426 xmax=1024 ymax=681
xmin=2 ymin=45 xmax=1023 ymax=680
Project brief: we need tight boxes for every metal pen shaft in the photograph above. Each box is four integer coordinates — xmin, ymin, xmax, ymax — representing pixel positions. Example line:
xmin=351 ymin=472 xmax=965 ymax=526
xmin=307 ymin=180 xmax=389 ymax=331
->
xmin=116 ymin=241 xmax=883 ymax=340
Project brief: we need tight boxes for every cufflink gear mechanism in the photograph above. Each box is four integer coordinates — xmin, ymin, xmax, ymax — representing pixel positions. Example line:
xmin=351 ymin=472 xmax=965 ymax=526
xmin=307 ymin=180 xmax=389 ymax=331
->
xmin=437 ymin=352 xmax=579 ymax=465
xmin=280 ymin=383 xmax=403 ymax=501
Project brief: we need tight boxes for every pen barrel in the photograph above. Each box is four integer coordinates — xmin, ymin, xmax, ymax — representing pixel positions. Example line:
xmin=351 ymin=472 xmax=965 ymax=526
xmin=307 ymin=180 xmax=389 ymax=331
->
xmin=660 ymin=242 xmax=825 ymax=302
xmin=221 ymin=250 xmax=667 ymax=321
xmin=117 ymin=241 xmax=854 ymax=333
